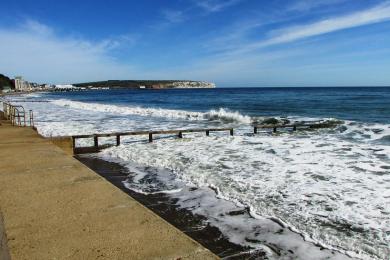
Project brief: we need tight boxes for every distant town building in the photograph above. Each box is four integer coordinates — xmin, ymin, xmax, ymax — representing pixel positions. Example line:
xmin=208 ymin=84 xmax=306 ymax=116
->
xmin=14 ymin=76 xmax=23 ymax=91
xmin=1 ymin=86 xmax=12 ymax=93
xmin=55 ymin=84 xmax=76 ymax=90
xmin=14 ymin=76 xmax=32 ymax=91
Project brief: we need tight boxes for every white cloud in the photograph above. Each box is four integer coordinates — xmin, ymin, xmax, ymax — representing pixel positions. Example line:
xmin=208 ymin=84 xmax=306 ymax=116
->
xmin=229 ymin=1 xmax=390 ymax=54
xmin=0 ymin=20 xmax=138 ymax=84
xmin=195 ymin=0 xmax=243 ymax=12
xmin=22 ymin=19 xmax=53 ymax=35
xmin=288 ymin=0 xmax=349 ymax=11
xmin=262 ymin=1 xmax=390 ymax=46
xmin=161 ymin=9 xmax=185 ymax=23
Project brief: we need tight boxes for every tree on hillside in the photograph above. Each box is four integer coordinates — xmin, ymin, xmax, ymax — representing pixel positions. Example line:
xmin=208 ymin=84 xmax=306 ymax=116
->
xmin=0 ymin=74 xmax=14 ymax=90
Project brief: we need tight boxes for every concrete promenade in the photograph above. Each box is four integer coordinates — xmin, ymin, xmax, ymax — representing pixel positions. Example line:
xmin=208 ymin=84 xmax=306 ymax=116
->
xmin=0 ymin=123 xmax=217 ymax=259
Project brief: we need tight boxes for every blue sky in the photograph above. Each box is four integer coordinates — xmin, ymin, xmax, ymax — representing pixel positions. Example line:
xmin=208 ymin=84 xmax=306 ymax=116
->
xmin=0 ymin=0 xmax=390 ymax=87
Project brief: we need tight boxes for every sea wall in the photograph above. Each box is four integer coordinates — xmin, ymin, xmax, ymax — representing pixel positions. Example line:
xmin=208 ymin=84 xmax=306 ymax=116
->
xmin=0 ymin=211 xmax=10 ymax=260
xmin=0 ymin=123 xmax=217 ymax=259
xmin=49 ymin=136 xmax=74 ymax=156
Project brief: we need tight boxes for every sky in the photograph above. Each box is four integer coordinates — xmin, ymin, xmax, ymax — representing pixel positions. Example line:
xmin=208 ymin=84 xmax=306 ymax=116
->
xmin=0 ymin=0 xmax=390 ymax=87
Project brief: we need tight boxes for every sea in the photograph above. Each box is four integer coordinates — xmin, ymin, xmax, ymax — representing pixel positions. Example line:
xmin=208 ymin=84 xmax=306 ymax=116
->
xmin=5 ymin=87 xmax=390 ymax=259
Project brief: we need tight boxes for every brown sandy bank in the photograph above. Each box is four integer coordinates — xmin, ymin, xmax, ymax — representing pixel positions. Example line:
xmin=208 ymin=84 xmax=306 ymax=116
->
xmin=0 ymin=122 xmax=218 ymax=259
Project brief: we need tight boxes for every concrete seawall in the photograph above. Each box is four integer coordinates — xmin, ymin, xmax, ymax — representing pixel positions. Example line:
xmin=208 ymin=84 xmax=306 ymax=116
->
xmin=0 ymin=211 xmax=10 ymax=260
xmin=0 ymin=123 xmax=218 ymax=259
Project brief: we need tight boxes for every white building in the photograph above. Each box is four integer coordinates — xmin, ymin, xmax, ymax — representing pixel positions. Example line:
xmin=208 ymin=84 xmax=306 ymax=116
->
xmin=55 ymin=84 xmax=76 ymax=90
xmin=14 ymin=76 xmax=32 ymax=91
xmin=14 ymin=76 xmax=23 ymax=91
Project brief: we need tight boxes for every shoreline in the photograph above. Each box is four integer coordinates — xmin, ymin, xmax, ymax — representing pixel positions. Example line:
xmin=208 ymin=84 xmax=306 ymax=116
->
xmin=76 ymin=155 xmax=260 ymax=259
xmin=76 ymin=155 xmax=355 ymax=259
xmin=0 ymin=90 xmax=48 ymax=97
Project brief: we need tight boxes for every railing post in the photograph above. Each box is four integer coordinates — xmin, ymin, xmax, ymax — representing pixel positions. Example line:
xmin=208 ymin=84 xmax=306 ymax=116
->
xmin=29 ymin=110 xmax=34 ymax=127
xmin=230 ymin=129 xmax=234 ymax=136
xmin=206 ymin=130 xmax=210 ymax=136
xmin=116 ymin=135 xmax=121 ymax=146
xmin=72 ymin=137 xmax=76 ymax=150
xmin=11 ymin=108 xmax=14 ymax=125
xmin=148 ymin=133 xmax=153 ymax=142
xmin=17 ymin=110 xmax=21 ymax=126
xmin=94 ymin=135 xmax=98 ymax=149
xmin=254 ymin=127 xmax=257 ymax=134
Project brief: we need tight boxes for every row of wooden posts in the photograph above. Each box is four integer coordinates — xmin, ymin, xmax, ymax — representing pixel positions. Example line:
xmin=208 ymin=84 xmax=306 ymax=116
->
xmin=253 ymin=121 xmax=332 ymax=133
xmin=71 ymin=121 xmax=337 ymax=154
xmin=72 ymin=128 xmax=234 ymax=154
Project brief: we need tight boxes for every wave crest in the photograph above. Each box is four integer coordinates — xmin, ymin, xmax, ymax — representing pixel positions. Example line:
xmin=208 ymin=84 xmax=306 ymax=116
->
xmin=51 ymin=99 xmax=252 ymax=124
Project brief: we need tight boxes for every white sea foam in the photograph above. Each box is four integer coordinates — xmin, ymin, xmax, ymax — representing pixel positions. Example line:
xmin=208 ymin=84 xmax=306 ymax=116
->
xmin=100 ymin=131 xmax=390 ymax=259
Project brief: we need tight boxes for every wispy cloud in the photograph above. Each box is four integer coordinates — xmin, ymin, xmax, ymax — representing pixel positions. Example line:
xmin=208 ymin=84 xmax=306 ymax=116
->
xmin=0 ymin=20 xmax=137 ymax=83
xmin=195 ymin=0 xmax=243 ymax=12
xmin=288 ymin=0 xmax=349 ymax=11
xmin=22 ymin=19 xmax=53 ymax=35
xmin=224 ymin=1 xmax=390 ymax=54
xmin=161 ymin=9 xmax=185 ymax=23
xmin=262 ymin=2 xmax=390 ymax=47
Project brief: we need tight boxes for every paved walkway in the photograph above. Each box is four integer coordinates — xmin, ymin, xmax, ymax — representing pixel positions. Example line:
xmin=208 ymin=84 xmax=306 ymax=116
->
xmin=0 ymin=123 xmax=217 ymax=260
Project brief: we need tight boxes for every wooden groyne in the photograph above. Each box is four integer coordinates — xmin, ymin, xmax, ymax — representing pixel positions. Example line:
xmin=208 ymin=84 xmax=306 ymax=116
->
xmin=0 ymin=122 xmax=218 ymax=259
xmin=71 ymin=121 xmax=342 ymax=155
xmin=253 ymin=120 xmax=340 ymax=134
xmin=72 ymin=127 xmax=234 ymax=154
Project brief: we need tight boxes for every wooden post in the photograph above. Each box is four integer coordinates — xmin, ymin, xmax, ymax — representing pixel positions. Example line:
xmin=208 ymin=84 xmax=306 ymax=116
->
xmin=254 ymin=127 xmax=257 ymax=134
xmin=178 ymin=132 xmax=183 ymax=138
xmin=230 ymin=129 xmax=234 ymax=136
xmin=94 ymin=136 xmax=98 ymax=148
xmin=206 ymin=130 xmax=210 ymax=136
xmin=116 ymin=135 xmax=120 ymax=146
xmin=72 ymin=137 xmax=76 ymax=150
xmin=149 ymin=133 xmax=153 ymax=142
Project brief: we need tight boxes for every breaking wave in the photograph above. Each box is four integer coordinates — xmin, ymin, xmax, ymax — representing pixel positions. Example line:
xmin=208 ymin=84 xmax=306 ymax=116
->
xmin=51 ymin=99 xmax=252 ymax=124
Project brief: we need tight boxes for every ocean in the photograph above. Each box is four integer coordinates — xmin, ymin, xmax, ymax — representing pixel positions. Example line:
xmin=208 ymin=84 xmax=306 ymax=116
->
xmin=6 ymin=87 xmax=390 ymax=259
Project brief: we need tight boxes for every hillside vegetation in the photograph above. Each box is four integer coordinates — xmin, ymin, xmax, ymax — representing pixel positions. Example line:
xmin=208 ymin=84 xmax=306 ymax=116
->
xmin=0 ymin=74 xmax=14 ymax=90
xmin=74 ymin=80 xmax=214 ymax=89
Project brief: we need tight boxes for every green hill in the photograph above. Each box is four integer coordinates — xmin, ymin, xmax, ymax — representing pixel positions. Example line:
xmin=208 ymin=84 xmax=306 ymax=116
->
xmin=0 ymin=74 xmax=14 ymax=91
xmin=74 ymin=80 xmax=187 ymax=89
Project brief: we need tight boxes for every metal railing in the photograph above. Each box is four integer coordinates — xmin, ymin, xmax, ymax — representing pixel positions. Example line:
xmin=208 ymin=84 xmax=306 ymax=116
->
xmin=1 ymin=101 xmax=34 ymax=127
